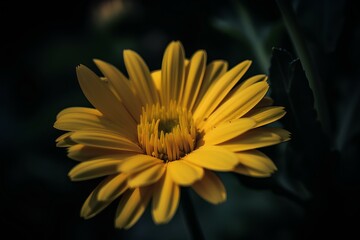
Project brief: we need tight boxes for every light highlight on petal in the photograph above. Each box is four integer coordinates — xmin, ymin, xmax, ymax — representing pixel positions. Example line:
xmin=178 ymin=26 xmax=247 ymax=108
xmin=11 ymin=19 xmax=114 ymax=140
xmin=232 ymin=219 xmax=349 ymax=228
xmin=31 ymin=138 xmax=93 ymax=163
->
xmin=244 ymin=106 xmax=286 ymax=127
xmin=193 ymin=60 xmax=251 ymax=124
xmin=183 ymin=146 xmax=238 ymax=171
xmin=202 ymin=81 xmax=269 ymax=129
xmin=168 ymin=160 xmax=204 ymax=186
xmin=202 ymin=118 xmax=256 ymax=145
xmin=68 ymin=158 xmax=122 ymax=181
xmin=70 ymin=131 xmax=142 ymax=152
xmin=161 ymin=41 xmax=185 ymax=106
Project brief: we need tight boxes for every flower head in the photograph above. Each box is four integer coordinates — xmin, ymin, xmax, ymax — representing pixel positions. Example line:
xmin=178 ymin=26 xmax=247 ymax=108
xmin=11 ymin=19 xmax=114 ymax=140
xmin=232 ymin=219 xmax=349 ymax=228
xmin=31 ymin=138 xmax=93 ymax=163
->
xmin=54 ymin=41 xmax=290 ymax=229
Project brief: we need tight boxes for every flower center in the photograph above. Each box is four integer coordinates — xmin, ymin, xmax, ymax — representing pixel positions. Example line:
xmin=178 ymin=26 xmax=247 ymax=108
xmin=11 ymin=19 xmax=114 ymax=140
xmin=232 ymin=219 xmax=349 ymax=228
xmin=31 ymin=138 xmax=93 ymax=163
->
xmin=137 ymin=101 xmax=196 ymax=162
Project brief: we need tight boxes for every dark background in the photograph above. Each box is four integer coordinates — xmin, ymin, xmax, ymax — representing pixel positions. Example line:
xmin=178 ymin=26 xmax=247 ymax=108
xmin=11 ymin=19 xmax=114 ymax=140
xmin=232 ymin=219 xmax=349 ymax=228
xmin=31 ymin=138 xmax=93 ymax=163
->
xmin=1 ymin=0 xmax=360 ymax=239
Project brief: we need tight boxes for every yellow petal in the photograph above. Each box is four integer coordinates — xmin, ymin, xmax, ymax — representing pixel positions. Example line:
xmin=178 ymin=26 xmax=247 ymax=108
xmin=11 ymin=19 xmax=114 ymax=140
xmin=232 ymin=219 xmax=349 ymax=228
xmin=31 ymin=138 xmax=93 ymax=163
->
xmin=55 ymin=132 xmax=75 ymax=147
xmin=202 ymin=81 xmax=269 ymax=130
xmin=236 ymin=74 xmax=267 ymax=92
xmin=236 ymin=150 xmax=277 ymax=173
xmin=244 ymin=106 xmax=286 ymax=127
xmin=76 ymin=65 xmax=136 ymax=131
xmin=127 ymin=163 xmax=165 ymax=188
xmin=193 ymin=60 xmax=228 ymax=111
xmin=119 ymin=154 xmax=163 ymax=174
xmin=181 ymin=50 xmax=206 ymax=111
xmin=233 ymin=165 xmax=272 ymax=177
xmin=183 ymin=146 xmax=238 ymax=171
xmin=161 ymin=41 xmax=185 ymax=106
xmin=168 ymin=160 xmax=204 ymax=186
xmin=193 ymin=60 xmax=251 ymax=124
xmin=202 ymin=118 xmax=256 ymax=145
xmin=56 ymin=107 xmax=101 ymax=119
xmin=123 ymin=50 xmax=159 ymax=106
xmin=97 ymin=173 xmax=128 ymax=201
xmin=54 ymin=110 xmax=122 ymax=133
xmin=93 ymin=59 xmax=142 ymax=120
xmin=67 ymin=144 xmax=125 ymax=161
xmin=152 ymin=169 xmax=180 ymax=224
xmin=191 ymin=170 xmax=226 ymax=204
xmin=151 ymin=70 xmax=161 ymax=93
xmin=115 ymin=187 xmax=153 ymax=229
xmin=70 ymin=131 xmax=142 ymax=152
xmin=219 ymin=128 xmax=291 ymax=152
xmin=68 ymin=158 xmax=122 ymax=181
xmin=80 ymin=176 xmax=119 ymax=219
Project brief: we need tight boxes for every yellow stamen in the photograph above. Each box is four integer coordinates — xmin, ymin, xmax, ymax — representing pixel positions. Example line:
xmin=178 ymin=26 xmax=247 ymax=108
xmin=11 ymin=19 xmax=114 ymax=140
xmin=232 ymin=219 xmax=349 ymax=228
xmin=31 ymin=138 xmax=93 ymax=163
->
xmin=137 ymin=101 xmax=196 ymax=162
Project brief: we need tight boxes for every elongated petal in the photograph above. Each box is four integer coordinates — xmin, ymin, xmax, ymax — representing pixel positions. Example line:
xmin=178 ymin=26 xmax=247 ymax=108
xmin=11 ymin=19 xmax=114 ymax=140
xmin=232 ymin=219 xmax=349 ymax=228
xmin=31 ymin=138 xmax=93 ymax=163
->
xmin=68 ymin=159 xmax=122 ymax=181
xmin=119 ymin=154 xmax=163 ymax=173
xmin=56 ymin=132 xmax=75 ymax=147
xmin=55 ymin=110 xmax=123 ymax=133
xmin=233 ymin=165 xmax=272 ymax=177
xmin=94 ymin=59 xmax=142 ymax=120
xmin=168 ymin=161 xmax=204 ymax=186
xmin=193 ymin=60 xmax=228 ymax=111
xmin=161 ymin=41 xmax=185 ymax=106
xmin=193 ymin=60 xmax=251 ymax=124
xmin=244 ymin=106 xmax=286 ymax=127
xmin=70 ymin=131 xmax=142 ymax=152
xmin=123 ymin=50 xmax=159 ymax=105
xmin=127 ymin=163 xmax=165 ymax=187
xmin=183 ymin=146 xmax=238 ymax=171
xmin=202 ymin=118 xmax=256 ymax=145
xmin=236 ymin=150 xmax=277 ymax=173
xmin=181 ymin=50 xmax=206 ymax=110
xmin=115 ymin=187 xmax=153 ymax=229
xmin=152 ymin=169 xmax=180 ymax=224
xmin=76 ymin=65 xmax=136 ymax=130
xmin=151 ymin=70 xmax=161 ymax=93
xmin=219 ymin=128 xmax=291 ymax=152
xmin=56 ymin=107 xmax=101 ymax=119
xmin=80 ymin=176 xmax=119 ymax=219
xmin=236 ymin=74 xmax=267 ymax=92
xmin=97 ymin=173 xmax=129 ymax=201
xmin=192 ymin=170 xmax=226 ymax=204
xmin=202 ymin=81 xmax=269 ymax=130
xmin=67 ymin=144 xmax=125 ymax=161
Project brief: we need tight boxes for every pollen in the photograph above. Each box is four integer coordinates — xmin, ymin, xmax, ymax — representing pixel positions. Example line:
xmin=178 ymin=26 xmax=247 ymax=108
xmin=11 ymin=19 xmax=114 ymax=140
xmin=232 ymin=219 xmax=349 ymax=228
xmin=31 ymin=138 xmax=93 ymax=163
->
xmin=137 ymin=101 xmax=196 ymax=162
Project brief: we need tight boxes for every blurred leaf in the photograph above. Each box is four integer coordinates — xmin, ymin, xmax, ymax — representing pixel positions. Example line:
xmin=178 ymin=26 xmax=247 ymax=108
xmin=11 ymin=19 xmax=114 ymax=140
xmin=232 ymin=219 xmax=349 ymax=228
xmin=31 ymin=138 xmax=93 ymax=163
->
xmin=268 ymin=48 xmax=331 ymax=199
xmin=269 ymin=48 xmax=327 ymax=150
xmin=293 ymin=0 xmax=346 ymax=53
xmin=212 ymin=1 xmax=283 ymax=73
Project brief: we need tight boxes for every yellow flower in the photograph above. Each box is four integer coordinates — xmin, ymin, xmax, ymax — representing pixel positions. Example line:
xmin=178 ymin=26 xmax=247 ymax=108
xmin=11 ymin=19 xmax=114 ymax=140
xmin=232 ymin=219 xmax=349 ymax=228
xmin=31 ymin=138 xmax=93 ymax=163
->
xmin=54 ymin=41 xmax=290 ymax=229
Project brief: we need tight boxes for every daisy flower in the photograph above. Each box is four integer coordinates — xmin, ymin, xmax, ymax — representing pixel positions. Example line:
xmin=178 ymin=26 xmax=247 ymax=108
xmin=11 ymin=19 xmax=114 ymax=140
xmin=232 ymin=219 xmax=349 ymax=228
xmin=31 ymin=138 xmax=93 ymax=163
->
xmin=54 ymin=41 xmax=290 ymax=229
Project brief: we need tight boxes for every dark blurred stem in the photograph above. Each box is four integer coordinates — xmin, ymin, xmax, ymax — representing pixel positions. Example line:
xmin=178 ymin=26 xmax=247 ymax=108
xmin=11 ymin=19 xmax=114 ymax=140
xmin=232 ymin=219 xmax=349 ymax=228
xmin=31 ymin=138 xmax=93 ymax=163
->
xmin=181 ymin=188 xmax=205 ymax=240
xmin=234 ymin=0 xmax=269 ymax=73
xmin=276 ymin=0 xmax=331 ymax=137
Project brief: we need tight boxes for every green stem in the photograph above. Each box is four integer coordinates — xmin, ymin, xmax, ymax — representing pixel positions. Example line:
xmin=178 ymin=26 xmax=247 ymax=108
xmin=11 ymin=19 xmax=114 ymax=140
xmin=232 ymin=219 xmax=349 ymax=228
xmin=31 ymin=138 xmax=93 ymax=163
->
xmin=234 ymin=0 xmax=269 ymax=73
xmin=181 ymin=188 xmax=205 ymax=240
xmin=276 ymin=0 xmax=331 ymax=136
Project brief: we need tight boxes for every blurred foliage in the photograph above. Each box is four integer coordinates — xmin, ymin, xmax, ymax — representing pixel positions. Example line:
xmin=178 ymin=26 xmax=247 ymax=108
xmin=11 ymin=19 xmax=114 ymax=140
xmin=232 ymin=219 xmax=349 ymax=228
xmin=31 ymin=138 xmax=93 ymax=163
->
xmin=1 ymin=0 xmax=360 ymax=239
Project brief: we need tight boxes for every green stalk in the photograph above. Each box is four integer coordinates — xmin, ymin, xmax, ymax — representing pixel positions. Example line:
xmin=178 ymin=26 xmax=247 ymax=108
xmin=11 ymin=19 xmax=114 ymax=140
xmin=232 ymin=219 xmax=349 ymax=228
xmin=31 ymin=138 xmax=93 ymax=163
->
xmin=181 ymin=188 xmax=205 ymax=240
xmin=276 ymin=0 xmax=331 ymax=136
